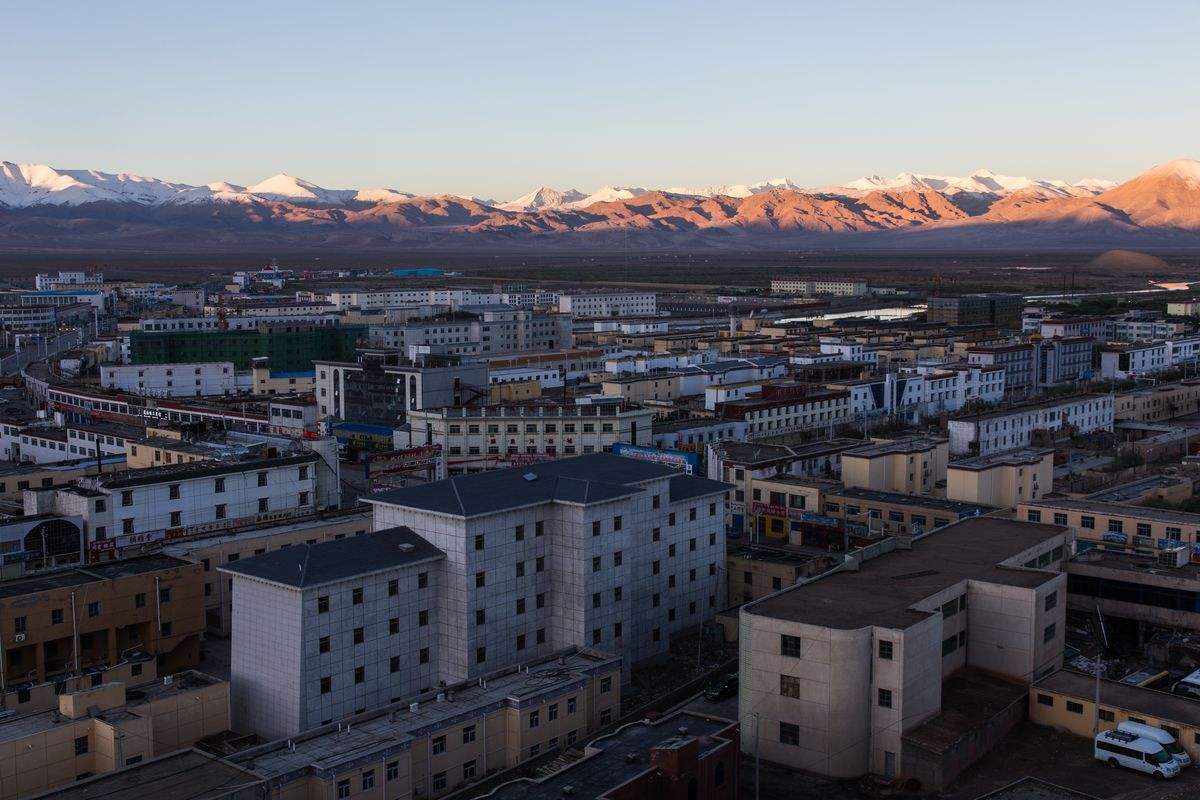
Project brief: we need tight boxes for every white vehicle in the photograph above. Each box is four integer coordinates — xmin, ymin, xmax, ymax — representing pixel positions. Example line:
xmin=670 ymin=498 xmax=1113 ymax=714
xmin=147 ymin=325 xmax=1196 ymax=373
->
xmin=1094 ymin=730 xmax=1181 ymax=779
xmin=1118 ymin=721 xmax=1191 ymax=767
xmin=1171 ymin=668 xmax=1200 ymax=701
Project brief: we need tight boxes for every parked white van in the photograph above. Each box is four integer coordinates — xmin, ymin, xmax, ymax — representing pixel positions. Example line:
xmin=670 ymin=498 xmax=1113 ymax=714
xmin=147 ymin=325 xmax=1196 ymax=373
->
xmin=1095 ymin=729 xmax=1181 ymax=779
xmin=1118 ymin=721 xmax=1191 ymax=767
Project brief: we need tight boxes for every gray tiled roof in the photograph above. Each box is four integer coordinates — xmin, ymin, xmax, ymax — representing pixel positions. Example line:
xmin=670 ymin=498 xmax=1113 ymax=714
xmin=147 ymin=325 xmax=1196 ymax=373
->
xmin=218 ymin=527 xmax=444 ymax=588
xmin=366 ymin=453 xmax=730 ymax=517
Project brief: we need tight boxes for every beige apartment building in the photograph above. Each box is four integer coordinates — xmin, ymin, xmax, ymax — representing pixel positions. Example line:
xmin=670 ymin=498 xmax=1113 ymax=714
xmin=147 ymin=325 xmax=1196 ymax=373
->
xmin=1030 ymin=669 xmax=1200 ymax=763
xmin=824 ymin=487 xmax=996 ymax=537
xmin=399 ymin=402 xmax=654 ymax=473
xmin=220 ymin=648 xmax=621 ymax=800
xmin=0 ymin=555 xmax=204 ymax=692
xmin=840 ymin=436 xmax=949 ymax=495
xmin=946 ymin=448 xmax=1054 ymax=508
xmin=600 ymin=372 xmax=681 ymax=403
xmin=1114 ymin=380 xmax=1200 ymax=422
xmin=740 ymin=516 xmax=1068 ymax=781
xmin=745 ymin=474 xmax=838 ymax=543
xmin=1017 ymin=497 xmax=1200 ymax=552
xmin=0 ymin=459 xmax=123 ymax=502
xmin=0 ymin=672 xmax=229 ymax=800
xmin=163 ymin=510 xmax=371 ymax=636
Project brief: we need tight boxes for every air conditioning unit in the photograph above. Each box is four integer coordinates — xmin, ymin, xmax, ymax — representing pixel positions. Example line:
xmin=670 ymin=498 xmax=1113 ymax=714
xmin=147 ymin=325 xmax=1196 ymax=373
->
xmin=13 ymin=633 xmax=25 ymax=643
xmin=1159 ymin=546 xmax=1189 ymax=569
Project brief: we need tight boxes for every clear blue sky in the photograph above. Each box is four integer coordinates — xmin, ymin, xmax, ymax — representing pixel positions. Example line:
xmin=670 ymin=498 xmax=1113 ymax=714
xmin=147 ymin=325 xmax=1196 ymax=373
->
xmin=3 ymin=1 xmax=1198 ymax=200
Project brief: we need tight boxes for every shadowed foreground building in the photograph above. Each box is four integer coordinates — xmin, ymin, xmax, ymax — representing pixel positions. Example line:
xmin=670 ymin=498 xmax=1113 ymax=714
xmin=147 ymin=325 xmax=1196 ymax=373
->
xmin=32 ymin=649 xmax=622 ymax=800
xmin=739 ymin=516 xmax=1068 ymax=784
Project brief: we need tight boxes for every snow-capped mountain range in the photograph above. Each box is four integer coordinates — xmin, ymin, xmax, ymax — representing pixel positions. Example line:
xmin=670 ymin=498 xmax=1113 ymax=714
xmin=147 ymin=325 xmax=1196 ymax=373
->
xmin=0 ymin=161 xmax=1116 ymax=210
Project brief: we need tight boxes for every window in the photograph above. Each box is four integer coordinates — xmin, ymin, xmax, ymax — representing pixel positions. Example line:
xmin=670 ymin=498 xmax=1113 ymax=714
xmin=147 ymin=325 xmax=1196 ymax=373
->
xmin=942 ymin=636 xmax=957 ymax=656
xmin=318 ymin=595 xmax=329 ymax=613
xmin=878 ymin=688 xmax=893 ymax=708
xmin=1026 ymin=510 xmax=1041 ymax=523
xmin=1045 ymin=591 xmax=1057 ymax=611
xmin=353 ymin=627 xmax=365 ymax=644
xmin=1053 ymin=513 xmax=1068 ymax=526
xmin=87 ymin=601 xmax=100 ymax=618
xmin=463 ymin=759 xmax=477 ymax=781
xmin=257 ymin=498 xmax=269 ymax=513
xmin=1043 ymin=623 xmax=1056 ymax=643
xmin=941 ymin=599 xmax=959 ymax=619
xmin=515 ymin=524 xmax=525 ymax=541
xmin=386 ymin=761 xmax=400 ymax=781
xmin=361 ymin=770 xmax=375 ymax=791
xmin=319 ymin=636 xmax=330 ymax=654
xmin=122 ymin=490 xmax=133 ymax=506
xmin=529 ymin=709 xmax=540 ymax=729
xmin=432 ymin=773 xmax=447 ymax=792
xmin=475 ymin=534 xmax=485 ymax=551
xmin=51 ymin=608 xmax=63 ymax=625
xmin=169 ymin=483 xmax=180 ymax=500
xmin=592 ymin=520 xmax=601 ymax=536
xmin=135 ymin=592 xmax=146 ymax=608
xmin=1081 ymin=515 xmax=1095 ymax=529
xmin=352 ymin=587 xmax=363 ymax=605
xmin=1036 ymin=693 xmax=1053 ymax=707
xmin=878 ymin=640 xmax=893 ymax=660
xmin=320 ymin=676 xmax=332 ymax=694
xmin=74 ymin=735 xmax=89 ymax=755
xmin=780 ymin=674 xmax=801 ymax=698
xmin=1098 ymin=709 xmax=1115 ymax=722
xmin=337 ymin=779 xmax=350 ymax=799
xmin=418 ymin=572 xmax=428 ymax=589
xmin=476 ymin=647 xmax=486 ymax=664
xmin=354 ymin=666 xmax=364 ymax=684
xmin=780 ymin=634 xmax=802 ymax=658
xmin=1066 ymin=701 xmax=1084 ymax=714
xmin=257 ymin=471 xmax=268 ymax=487
xmin=432 ymin=735 xmax=446 ymax=754
xmin=600 ymin=676 xmax=612 ymax=693
xmin=780 ymin=722 xmax=800 ymax=746
xmin=613 ymin=515 xmax=622 ymax=531
xmin=476 ymin=571 xmax=486 ymax=587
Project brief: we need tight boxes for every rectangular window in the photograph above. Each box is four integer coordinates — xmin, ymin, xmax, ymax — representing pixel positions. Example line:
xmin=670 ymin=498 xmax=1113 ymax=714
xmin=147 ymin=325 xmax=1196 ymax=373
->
xmin=780 ymin=674 xmax=802 ymax=698
xmin=1045 ymin=591 xmax=1057 ymax=611
xmin=1066 ymin=701 xmax=1084 ymax=714
xmin=1098 ymin=709 xmax=1115 ymax=722
xmin=432 ymin=735 xmax=446 ymax=754
xmin=780 ymin=722 xmax=800 ymax=746
xmin=878 ymin=640 xmax=893 ymax=660
xmin=1036 ymin=693 xmax=1053 ymax=707
xmin=878 ymin=688 xmax=893 ymax=708
xmin=1043 ymin=623 xmax=1056 ymax=643
xmin=780 ymin=634 xmax=802 ymax=658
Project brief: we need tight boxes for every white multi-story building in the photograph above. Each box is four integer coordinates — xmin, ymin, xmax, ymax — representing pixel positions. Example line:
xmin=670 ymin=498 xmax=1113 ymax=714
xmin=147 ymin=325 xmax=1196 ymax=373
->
xmin=966 ymin=342 xmax=1035 ymax=392
xmin=740 ymin=516 xmax=1066 ymax=780
xmin=34 ymin=270 xmax=104 ymax=291
xmin=101 ymin=362 xmax=251 ymax=397
xmin=947 ymin=394 xmax=1114 ymax=455
xmin=26 ymin=452 xmax=328 ymax=561
xmin=1098 ymin=341 xmax=1169 ymax=379
xmin=398 ymin=402 xmax=655 ymax=472
xmin=489 ymin=365 xmax=563 ymax=389
xmin=20 ymin=289 xmax=110 ymax=312
xmin=365 ymin=453 xmax=729 ymax=683
xmin=829 ymin=365 xmax=1005 ymax=423
xmin=222 ymin=527 xmax=447 ymax=739
xmin=327 ymin=289 xmax=484 ymax=310
xmin=817 ymin=339 xmax=880 ymax=364
xmin=770 ymin=278 xmax=869 ymax=296
xmin=717 ymin=386 xmax=852 ymax=439
xmin=367 ymin=308 xmax=573 ymax=357
xmin=557 ymin=292 xmax=657 ymax=318
xmin=674 ymin=357 xmax=789 ymax=397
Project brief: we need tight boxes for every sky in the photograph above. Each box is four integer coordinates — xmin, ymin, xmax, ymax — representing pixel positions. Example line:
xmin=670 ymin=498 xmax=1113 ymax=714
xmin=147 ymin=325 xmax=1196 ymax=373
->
xmin=3 ymin=1 xmax=1199 ymax=200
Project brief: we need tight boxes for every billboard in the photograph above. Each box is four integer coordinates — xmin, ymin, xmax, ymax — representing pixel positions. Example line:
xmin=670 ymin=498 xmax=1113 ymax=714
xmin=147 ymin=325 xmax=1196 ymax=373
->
xmin=611 ymin=442 xmax=700 ymax=475
xmin=368 ymin=445 xmax=445 ymax=479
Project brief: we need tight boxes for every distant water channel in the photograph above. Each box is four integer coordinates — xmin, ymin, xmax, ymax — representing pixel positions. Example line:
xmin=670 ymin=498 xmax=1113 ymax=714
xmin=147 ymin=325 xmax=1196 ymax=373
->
xmin=778 ymin=305 xmax=926 ymax=324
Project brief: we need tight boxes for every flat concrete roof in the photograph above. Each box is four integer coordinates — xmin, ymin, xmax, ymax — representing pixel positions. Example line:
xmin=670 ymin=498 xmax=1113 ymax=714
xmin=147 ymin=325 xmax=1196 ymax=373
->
xmin=902 ymin=668 xmax=1029 ymax=754
xmin=230 ymin=648 xmax=620 ymax=780
xmin=480 ymin=711 xmax=735 ymax=800
xmin=746 ymin=517 xmax=1064 ymax=631
xmin=1023 ymin=497 xmax=1200 ymax=526
xmin=31 ymin=749 xmax=261 ymax=800
xmin=950 ymin=448 xmax=1054 ymax=471
xmin=1035 ymin=669 xmax=1200 ymax=728
xmin=843 ymin=436 xmax=948 ymax=458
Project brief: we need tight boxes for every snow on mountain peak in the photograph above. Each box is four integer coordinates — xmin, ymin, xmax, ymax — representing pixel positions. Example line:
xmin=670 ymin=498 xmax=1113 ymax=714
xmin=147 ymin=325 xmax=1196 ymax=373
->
xmin=1143 ymin=159 xmax=1200 ymax=184
xmin=498 ymin=186 xmax=586 ymax=212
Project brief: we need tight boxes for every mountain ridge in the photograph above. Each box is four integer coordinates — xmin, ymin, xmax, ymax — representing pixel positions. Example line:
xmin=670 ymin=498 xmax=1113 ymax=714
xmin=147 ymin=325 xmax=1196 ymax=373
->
xmin=2 ymin=159 xmax=1200 ymax=251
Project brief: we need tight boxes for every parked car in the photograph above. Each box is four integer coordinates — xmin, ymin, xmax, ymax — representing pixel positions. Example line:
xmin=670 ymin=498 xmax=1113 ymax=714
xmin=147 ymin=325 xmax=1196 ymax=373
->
xmin=704 ymin=674 xmax=738 ymax=701
xmin=1094 ymin=729 xmax=1180 ymax=779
